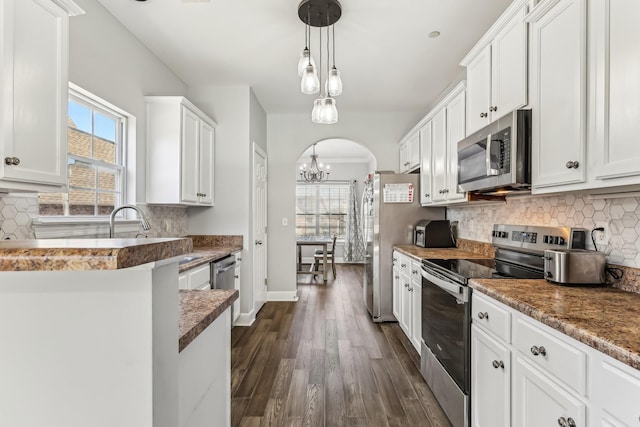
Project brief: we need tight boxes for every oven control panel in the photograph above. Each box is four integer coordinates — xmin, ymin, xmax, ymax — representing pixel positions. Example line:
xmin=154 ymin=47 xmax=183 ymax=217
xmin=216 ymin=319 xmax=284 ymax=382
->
xmin=491 ymin=224 xmax=587 ymax=251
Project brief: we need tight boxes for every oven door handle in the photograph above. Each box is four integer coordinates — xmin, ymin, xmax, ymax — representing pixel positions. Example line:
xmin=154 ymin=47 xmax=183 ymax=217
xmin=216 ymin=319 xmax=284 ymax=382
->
xmin=421 ymin=269 xmax=468 ymax=302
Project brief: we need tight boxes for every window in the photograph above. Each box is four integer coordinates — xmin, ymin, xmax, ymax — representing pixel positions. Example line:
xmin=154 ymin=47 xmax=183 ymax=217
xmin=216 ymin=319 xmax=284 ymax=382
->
xmin=39 ymin=88 xmax=127 ymax=217
xmin=296 ymin=182 xmax=349 ymax=238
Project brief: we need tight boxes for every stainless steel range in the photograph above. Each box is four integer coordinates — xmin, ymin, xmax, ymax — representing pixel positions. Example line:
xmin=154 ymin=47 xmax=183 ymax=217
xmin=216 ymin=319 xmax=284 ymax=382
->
xmin=419 ymin=224 xmax=587 ymax=427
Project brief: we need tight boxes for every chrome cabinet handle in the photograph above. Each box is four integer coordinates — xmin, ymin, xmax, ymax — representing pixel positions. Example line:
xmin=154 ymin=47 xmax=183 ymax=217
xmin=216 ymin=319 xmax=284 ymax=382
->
xmin=404 ymin=162 xmax=410 ymax=166
xmin=412 ymin=269 xmax=418 ymax=274
xmin=255 ymin=240 xmax=263 ymax=246
xmin=404 ymin=283 xmax=409 ymax=288
xmin=477 ymin=312 xmax=489 ymax=320
xmin=424 ymin=193 xmax=430 ymax=198
xmin=401 ymin=263 xmax=406 ymax=267
xmin=4 ymin=157 xmax=20 ymax=166
xmin=480 ymin=112 xmax=488 ymax=118
xmin=234 ymin=274 xmax=239 ymax=279
xmin=565 ymin=161 xmax=580 ymax=169
xmin=490 ymin=106 xmax=498 ymax=112
xmin=408 ymin=287 xmax=413 ymax=292
xmin=395 ymin=275 xmax=399 ymax=280
xmin=492 ymin=360 xmax=504 ymax=369
xmin=557 ymin=417 xmax=576 ymax=427
xmin=531 ymin=345 xmax=547 ymax=356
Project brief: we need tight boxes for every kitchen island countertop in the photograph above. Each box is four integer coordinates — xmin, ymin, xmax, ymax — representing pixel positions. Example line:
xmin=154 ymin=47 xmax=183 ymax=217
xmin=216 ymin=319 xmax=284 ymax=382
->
xmin=179 ymin=289 xmax=238 ymax=352
xmin=470 ymin=278 xmax=640 ymax=370
xmin=0 ymin=238 xmax=192 ymax=271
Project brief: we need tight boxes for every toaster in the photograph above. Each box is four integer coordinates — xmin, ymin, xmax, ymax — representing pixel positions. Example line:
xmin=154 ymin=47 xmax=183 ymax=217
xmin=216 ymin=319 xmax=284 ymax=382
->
xmin=543 ymin=249 xmax=606 ymax=285
xmin=414 ymin=220 xmax=455 ymax=248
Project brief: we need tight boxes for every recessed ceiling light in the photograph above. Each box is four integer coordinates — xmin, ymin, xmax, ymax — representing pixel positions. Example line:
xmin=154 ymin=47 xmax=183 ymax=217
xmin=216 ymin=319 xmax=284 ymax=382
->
xmin=429 ymin=31 xmax=441 ymax=39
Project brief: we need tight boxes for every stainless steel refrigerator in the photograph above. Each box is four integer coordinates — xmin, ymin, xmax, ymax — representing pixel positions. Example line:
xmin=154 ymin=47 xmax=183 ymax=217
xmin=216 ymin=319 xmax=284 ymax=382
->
xmin=363 ymin=172 xmax=445 ymax=322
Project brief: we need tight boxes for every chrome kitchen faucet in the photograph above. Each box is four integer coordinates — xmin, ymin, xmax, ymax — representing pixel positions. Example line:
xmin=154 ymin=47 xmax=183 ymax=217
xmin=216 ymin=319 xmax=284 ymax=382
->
xmin=109 ymin=205 xmax=151 ymax=238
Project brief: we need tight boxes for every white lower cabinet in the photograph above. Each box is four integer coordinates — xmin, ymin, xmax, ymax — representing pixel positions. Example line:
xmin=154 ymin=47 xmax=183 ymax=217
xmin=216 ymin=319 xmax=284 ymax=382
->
xmin=178 ymin=264 xmax=211 ymax=290
xmin=513 ymin=357 xmax=586 ymax=427
xmin=472 ymin=291 xmax=640 ymax=427
xmin=393 ymin=252 xmax=421 ymax=353
xmin=471 ymin=324 xmax=510 ymax=427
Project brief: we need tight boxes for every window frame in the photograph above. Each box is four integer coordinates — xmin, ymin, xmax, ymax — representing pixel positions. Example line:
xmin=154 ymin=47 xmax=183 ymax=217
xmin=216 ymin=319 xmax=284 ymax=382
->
xmin=295 ymin=181 xmax=350 ymax=239
xmin=35 ymin=83 xmax=136 ymax=227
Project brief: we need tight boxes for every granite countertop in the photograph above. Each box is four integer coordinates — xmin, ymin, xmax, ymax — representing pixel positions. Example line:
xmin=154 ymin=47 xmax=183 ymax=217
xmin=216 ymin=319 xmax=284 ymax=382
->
xmin=470 ymin=279 xmax=640 ymax=370
xmin=177 ymin=245 xmax=242 ymax=273
xmin=0 ymin=238 xmax=192 ymax=271
xmin=393 ymin=244 xmax=489 ymax=261
xmin=179 ymin=289 xmax=238 ymax=352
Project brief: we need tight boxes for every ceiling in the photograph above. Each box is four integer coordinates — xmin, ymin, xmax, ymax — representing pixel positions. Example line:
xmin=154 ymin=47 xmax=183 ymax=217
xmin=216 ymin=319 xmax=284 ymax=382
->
xmin=96 ymin=0 xmax=512 ymax=116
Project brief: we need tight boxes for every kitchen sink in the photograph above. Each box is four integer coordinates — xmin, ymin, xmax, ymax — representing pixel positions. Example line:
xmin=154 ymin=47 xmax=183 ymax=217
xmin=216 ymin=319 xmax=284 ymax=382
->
xmin=178 ymin=255 xmax=203 ymax=265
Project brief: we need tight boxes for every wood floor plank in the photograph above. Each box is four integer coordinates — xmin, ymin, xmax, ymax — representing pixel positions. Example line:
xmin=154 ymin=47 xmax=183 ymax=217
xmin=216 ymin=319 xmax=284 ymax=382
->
xmin=232 ymin=264 xmax=452 ymax=427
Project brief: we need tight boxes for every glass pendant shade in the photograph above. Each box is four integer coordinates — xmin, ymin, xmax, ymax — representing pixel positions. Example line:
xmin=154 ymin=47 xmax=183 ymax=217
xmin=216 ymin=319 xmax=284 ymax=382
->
xmin=311 ymin=98 xmax=323 ymax=123
xmin=321 ymin=97 xmax=338 ymax=124
xmin=327 ymin=67 xmax=343 ymax=96
xmin=301 ymin=65 xmax=320 ymax=95
xmin=297 ymin=48 xmax=315 ymax=77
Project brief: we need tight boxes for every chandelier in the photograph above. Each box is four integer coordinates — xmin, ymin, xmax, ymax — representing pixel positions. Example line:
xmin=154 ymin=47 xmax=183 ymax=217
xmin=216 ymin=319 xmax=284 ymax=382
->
xmin=299 ymin=144 xmax=331 ymax=182
xmin=297 ymin=0 xmax=343 ymax=124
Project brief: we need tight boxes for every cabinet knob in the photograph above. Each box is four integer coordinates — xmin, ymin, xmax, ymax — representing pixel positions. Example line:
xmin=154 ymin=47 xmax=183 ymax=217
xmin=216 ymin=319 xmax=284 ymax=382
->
xmin=557 ymin=417 xmax=576 ymax=427
xmin=490 ymin=106 xmax=498 ymax=112
xmin=234 ymin=274 xmax=239 ymax=279
xmin=404 ymin=283 xmax=409 ymax=288
xmin=202 ymin=193 xmax=207 ymax=197
xmin=408 ymin=287 xmax=413 ymax=292
xmin=565 ymin=161 xmax=580 ymax=169
xmin=404 ymin=162 xmax=410 ymax=166
xmin=401 ymin=263 xmax=406 ymax=268
xmin=530 ymin=345 xmax=547 ymax=356
xmin=255 ymin=240 xmax=263 ymax=246
xmin=395 ymin=275 xmax=399 ymax=280
xmin=492 ymin=360 xmax=504 ymax=369
xmin=424 ymin=193 xmax=430 ymax=198
xmin=477 ymin=312 xmax=489 ymax=320
xmin=4 ymin=157 xmax=20 ymax=166
xmin=480 ymin=112 xmax=488 ymax=118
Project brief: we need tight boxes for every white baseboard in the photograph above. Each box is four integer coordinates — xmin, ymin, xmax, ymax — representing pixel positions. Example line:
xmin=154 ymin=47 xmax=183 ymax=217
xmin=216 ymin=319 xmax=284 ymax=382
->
xmin=233 ymin=309 xmax=256 ymax=327
xmin=266 ymin=291 xmax=299 ymax=302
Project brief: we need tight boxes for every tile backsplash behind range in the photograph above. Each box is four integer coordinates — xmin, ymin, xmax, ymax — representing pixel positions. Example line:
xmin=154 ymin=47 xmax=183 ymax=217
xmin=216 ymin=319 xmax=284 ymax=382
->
xmin=0 ymin=194 xmax=188 ymax=239
xmin=448 ymin=194 xmax=640 ymax=268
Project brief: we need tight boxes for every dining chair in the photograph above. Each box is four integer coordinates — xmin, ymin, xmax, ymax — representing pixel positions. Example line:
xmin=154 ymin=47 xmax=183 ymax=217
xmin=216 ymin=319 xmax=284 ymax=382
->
xmin=313 ymin=235 xmax=337 ymax=279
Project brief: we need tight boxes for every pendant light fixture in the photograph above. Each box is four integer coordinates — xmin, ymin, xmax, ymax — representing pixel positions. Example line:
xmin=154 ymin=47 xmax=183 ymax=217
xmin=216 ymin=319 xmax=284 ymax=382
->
xmin=297 ymin=0 xmax=342 ymax=124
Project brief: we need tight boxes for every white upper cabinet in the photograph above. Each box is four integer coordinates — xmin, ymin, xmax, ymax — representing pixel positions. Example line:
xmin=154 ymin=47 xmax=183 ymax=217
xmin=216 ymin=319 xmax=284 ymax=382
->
xmin=0 ymin=0 xmax=83 ymax=192
xmin=399 ymin=132 xmax=420 ymax=173
xmin=419 ymin=122 xmax=433 ymax=205
xmin=146 ymin=97 xmax=217 ymax=206
xmin=431 ymin=109 xmax=448 ymax=202
xmin=590 ymin=0 xmax=640 ymax=183
xmin=462 ymin=0 xmax=528 ymax=136
xmin=529 ymin=0 xmax=587 ymax=190
xmin=445 ymin=90 xmax=466 ymax=200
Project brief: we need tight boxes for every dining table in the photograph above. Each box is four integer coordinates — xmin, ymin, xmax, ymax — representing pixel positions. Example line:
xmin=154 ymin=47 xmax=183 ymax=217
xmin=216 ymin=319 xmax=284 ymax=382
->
xmin=296 ymin=235 xmax=333 ymax=285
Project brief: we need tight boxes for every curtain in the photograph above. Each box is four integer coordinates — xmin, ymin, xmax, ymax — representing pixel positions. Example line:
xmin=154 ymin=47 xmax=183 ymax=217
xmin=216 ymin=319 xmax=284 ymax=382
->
xmin=343 ymin=180 xmax=365 ymax=262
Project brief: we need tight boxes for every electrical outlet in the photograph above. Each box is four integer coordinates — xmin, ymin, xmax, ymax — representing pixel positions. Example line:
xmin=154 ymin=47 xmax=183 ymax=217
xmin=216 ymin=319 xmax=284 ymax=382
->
xmin=594 ymin=221 xmax=609 ymax=245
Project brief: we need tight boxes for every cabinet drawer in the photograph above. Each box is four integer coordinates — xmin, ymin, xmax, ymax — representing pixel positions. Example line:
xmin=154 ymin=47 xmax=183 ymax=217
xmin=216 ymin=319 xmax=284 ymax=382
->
xmin=410 ymin=259 xmax=422 ymax=283
xmin=397 ymin=254 xmax=411 ymax=276
xmin=188 ymin=264 xmax=211 ymax=290
xmin=472 ymin=293 xmax=511 ymax=343
xmin=513 ymin=318 xmax=586 ymax=395
xmin=178 ymin=273 xmax=188 ymax=290
xmin=599 ymin=359 xmax=640 ymax=425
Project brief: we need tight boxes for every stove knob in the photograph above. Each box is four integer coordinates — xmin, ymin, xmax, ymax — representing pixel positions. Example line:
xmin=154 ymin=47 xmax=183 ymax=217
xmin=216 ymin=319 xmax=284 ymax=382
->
xmin=558 ymin=237 xmax=566 ymax=245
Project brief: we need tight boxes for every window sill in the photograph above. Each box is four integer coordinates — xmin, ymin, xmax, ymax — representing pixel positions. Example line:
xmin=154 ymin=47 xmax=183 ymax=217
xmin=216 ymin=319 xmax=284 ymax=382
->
xmin=33 ymin=217 xmax=143 ymax=239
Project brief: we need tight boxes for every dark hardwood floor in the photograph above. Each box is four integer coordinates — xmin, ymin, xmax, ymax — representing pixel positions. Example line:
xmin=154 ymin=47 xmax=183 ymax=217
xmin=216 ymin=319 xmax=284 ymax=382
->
xmin=231 ymin=264 xmax=452 ymax=427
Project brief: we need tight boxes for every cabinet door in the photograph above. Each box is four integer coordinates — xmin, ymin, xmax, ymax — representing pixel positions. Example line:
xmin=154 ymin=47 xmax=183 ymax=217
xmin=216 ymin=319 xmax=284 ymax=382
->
xmin=466 ymin=45 xmax=492 ymax=135
xmin=530 ymin=0 xmax=587 ymax=189
xmin=1 ymin=0 xmax=68 ymax=186
xmin=445 ymin=90 xmax=467 ymax=201
xmin=399 ymin=273 xmax=411 ymax=336
xmin=408 ymin=133 xmax=420 ymax=169
xmin=491 ymin=2 xmax=528 ymax=121
xmin=513 ymin=357 xmax=586 ymax=427
xmin=392 ymin=266 xmax=401 ymax=321
xmin=592 ymin=0 xmax=640 ymax=182
xmin=410 ymin=280 xmax=421 ymax=353
xmin=471 ymin=325 xmax=510 ymax=427
xmin=181 ymin=107 xmax=200 ymax=203
xmin=431 ymin=109 xmax=448 ymax=201
xmin=419 ymin=122 xmax=433 ymax=205
xmin=399 ymin=141 xmax=409 ymax=172
xmin=198 ymin=120 xmax=214 ymax=205
xmin=233 ymin=266 xmax=241 ymax=324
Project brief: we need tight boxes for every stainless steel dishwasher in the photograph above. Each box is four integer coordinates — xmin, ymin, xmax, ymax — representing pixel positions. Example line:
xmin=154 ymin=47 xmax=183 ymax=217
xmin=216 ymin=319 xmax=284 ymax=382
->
xmin=211 ymin=255 xmax=236 ymax=291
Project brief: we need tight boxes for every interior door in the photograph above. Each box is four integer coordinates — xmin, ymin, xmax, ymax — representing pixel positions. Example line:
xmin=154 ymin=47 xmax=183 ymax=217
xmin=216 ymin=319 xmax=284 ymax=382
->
xmin=253 ymin=143 xmax=268 ymax=314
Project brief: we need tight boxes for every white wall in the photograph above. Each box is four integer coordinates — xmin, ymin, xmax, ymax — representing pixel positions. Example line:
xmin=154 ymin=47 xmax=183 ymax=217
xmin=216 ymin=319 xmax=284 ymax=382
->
xmin=267 ymin=111 xmax=417 ymax=293
xmin=69 ymin=0 xmax=187 ymax=203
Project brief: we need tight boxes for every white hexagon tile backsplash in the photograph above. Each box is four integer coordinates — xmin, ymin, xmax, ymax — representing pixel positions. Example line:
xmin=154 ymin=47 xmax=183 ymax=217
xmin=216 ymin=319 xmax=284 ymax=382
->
xmin=448 ymin=193 xmax=640 ymax=268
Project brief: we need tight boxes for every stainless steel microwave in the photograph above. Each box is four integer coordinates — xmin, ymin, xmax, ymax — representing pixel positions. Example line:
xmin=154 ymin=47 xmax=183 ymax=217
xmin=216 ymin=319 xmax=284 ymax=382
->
xmin=457 ymin=109 xmax=531 ymax=194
